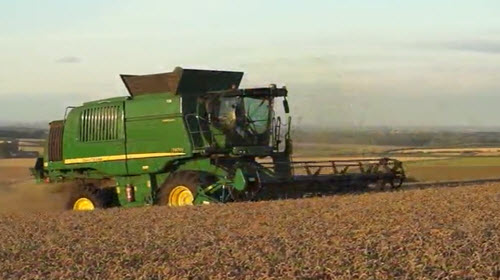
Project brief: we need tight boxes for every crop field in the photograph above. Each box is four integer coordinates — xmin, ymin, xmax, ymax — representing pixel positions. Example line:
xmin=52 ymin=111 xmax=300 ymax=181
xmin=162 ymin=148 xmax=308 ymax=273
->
xmin=0 ymin=155 xmax=499 ymax=278
xmin=0 ymin=183 xmax=498 ymax=279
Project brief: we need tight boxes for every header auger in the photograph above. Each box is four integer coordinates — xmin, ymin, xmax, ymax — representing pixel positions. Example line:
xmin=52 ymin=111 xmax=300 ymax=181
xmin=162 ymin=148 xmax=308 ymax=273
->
xmin=31 ymin=66 xmax=405 ymax=210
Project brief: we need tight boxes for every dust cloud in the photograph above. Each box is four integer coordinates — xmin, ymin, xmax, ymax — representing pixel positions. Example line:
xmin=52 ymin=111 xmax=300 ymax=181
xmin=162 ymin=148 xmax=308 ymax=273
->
xmin=0 ymin=180 xmax=72 ymax=213
xmin=0 ymin=159 xmax=71 ymax=213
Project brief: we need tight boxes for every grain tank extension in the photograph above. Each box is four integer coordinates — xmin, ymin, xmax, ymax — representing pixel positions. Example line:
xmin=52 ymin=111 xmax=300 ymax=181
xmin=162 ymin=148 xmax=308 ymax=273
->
xmin=31 ymin=67 xmax=405 ymax=210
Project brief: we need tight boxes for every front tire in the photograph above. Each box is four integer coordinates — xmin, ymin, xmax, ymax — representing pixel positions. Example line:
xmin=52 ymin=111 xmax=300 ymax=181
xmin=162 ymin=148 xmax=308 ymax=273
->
xmin=156 ymin=171 xmax=200 ymax=207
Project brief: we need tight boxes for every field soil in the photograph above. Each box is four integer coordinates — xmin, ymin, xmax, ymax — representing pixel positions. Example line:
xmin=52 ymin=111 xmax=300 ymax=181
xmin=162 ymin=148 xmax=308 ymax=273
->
xmin=0 ymin=184 xmax=499 ymax=279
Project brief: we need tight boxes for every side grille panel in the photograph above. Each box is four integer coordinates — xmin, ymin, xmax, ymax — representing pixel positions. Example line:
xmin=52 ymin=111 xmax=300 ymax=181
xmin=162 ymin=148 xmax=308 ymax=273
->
xmin=48 ymin=121 xmax=64 ymax=161
xmin=80 ymin=106 xmax=120 ymax=142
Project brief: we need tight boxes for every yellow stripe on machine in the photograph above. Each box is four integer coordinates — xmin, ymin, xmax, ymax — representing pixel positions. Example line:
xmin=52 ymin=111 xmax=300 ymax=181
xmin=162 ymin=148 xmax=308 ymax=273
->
xmin=63 ymin=152 xmax=186 ymax=164
xmin=126 ymin=152 xmax=186 ymax=159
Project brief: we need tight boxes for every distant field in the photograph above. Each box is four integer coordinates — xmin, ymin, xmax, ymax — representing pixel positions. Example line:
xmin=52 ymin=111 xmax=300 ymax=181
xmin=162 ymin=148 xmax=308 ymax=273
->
xmin=18 ymin=138 xmax=45 ymax=154
xmin=285 ymin=155 xmax=500 ymax=182
xmin=392 ymin=147 xmax=500 ymax=156
xmin=290 ymin=156 xmax=446 ymax=162
xmin=293 ymin=143 xmax=406 ymax=157
xmin=405 ymin=156 xmax=500 ymax=182
xmin=292 ymin=142 xmax=499 ymax=158
xmin=0 ymin=158 xmax=35 ymax=168
xmin=18 ymin=146 xmax=44 ymax=154
xmin=293 ymin=143 xmax=500 ymax=182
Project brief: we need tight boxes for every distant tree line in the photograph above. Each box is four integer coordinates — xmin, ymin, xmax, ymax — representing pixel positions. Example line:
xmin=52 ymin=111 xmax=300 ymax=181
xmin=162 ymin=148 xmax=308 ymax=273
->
xmin=293 ymin=128 xmax=500 ymax=147
xmin=0 ymin=143 xmax=7 ymax=158
xmin=0 ymin=128 xmax=47 ymax=139
xmin=3 ymin=125 xmax=500 ymax=148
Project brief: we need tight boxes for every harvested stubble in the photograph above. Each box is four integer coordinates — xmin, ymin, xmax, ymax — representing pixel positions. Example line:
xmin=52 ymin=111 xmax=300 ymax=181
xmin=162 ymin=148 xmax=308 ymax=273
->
xmin=0 ymin=184 xmax=499 ymax=279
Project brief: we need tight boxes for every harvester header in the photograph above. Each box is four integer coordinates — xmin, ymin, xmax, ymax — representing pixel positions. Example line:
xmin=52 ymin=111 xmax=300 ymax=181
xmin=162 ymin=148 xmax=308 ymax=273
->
xmin=31 ymin=66 xmax=405 ymax=211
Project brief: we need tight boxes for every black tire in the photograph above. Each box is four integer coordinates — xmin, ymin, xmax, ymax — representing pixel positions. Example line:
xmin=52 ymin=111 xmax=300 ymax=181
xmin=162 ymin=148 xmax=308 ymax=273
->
xmin=66 ymin=183 xmax=117 ymax=210
xmin=156 ymin=171 xmax=201 ymax=206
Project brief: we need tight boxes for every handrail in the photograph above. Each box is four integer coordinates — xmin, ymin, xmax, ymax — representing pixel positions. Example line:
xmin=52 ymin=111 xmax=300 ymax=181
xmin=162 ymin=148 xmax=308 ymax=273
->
xmin=184 ymin=114 xmax=211 ymax=150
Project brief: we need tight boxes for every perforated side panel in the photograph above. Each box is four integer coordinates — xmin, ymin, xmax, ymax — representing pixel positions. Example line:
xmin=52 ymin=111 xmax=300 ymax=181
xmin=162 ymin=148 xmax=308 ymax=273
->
xmin=48 ymin=121 xmax=63 ymax=161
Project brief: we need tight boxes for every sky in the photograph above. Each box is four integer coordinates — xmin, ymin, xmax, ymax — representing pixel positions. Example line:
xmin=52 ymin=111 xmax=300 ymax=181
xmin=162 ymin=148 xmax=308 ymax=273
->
xmin=1 ymin=0 xmax=500 ymax=127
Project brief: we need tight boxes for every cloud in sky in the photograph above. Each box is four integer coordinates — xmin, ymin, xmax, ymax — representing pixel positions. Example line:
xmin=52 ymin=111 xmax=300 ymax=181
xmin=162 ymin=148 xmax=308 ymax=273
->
xmin=55 ymin=56 xmax=82 ymax=64
xmin=444 ymin=40 xmax=500 ymax=54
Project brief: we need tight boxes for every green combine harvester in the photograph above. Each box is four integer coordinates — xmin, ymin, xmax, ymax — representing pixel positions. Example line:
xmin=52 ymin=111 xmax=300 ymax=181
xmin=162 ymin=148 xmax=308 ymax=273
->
xmin=31 ymin=67 xmax=405 ymax=210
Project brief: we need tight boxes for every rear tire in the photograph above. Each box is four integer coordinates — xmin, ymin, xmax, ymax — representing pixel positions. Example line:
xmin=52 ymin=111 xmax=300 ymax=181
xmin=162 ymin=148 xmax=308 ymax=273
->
xmin=67 ymin=183 xmax=117 ymax=211
xmin=156 ymin=171 xmax=200 ymax=207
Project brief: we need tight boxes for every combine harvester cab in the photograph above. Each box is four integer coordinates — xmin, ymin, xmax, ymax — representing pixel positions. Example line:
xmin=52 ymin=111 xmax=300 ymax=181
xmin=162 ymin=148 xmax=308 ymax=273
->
xmin=32 ymin=66 xmax=405 ymax=210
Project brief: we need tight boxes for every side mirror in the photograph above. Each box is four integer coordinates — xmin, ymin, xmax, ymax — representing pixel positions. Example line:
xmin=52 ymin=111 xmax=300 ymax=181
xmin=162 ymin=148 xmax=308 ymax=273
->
xmin=283 ymin=98 xmax=290 ymax=114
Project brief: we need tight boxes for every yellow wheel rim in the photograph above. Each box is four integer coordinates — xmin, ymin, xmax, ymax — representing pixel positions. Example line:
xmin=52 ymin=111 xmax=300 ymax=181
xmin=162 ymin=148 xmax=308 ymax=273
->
xmin=168 ymin=186 xmax=194 ymax=207
xmin=73 ymin=198 xmax=95 ymax=211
